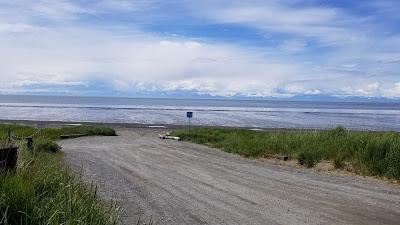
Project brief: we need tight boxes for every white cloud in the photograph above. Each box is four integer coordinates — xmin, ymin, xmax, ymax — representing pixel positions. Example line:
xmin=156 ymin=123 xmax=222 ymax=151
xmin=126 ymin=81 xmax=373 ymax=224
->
xmin=189 ymin=1 xmax=367 ymax=46
xmin=385 ymin=83 xmax=400 ymax=98
xmin=32 ymin=0 xmax=87 ymax=20
xmin=354 ymin=82 xmax=382 ymax=96
xmin=0 ymin=24 xmax=302 ymax=96
xmin=279 ymin=39 xmax=308 ymax=52
xmin=0 ymin=23 xmax=39 ymax=33
xmin=96 ymin=0 xmax=154 ymax=12
xmin=0 ymin=0 xmax=398 ymax=98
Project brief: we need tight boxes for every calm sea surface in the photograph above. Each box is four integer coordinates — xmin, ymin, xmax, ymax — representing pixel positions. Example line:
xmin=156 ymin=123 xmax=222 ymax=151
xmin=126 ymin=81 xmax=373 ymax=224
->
xmin=0 ymin=95 xmax=399 ymax=131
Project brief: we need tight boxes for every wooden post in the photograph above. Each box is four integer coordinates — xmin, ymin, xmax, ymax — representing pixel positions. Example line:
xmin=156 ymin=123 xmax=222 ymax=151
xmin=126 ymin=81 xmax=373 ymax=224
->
xmin=26 ymin=137 xmax=33 ymax=151
xmin=7 ymin=129 xmax=11 ymax=147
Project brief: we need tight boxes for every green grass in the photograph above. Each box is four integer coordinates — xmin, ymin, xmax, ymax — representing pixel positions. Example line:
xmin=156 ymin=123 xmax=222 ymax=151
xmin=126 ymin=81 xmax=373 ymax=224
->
xmin=0 ymin=124 xmax=118 ymax=225
xmin=0 ymin=124 xmax=116 ymax=141
xmin=172 ymin=127 xmax=400 ymax=180
xmin=33 ymin=139 xmax=62 ymax=153
xmin=298 ymin=151 xmax=320 ymax=168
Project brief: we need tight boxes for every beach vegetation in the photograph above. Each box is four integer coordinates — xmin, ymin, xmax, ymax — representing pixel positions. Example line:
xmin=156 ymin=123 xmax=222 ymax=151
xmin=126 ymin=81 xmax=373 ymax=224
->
xmin=333 ymin=156 xmax=346 ymax=169
xmin=298 ymin=152 xmax=320 ymax=168
xmin=173 ymin=127 xmax=400 ymax=180
xmin=34 ymin=139 xmax=61 ymax=153
xmin=0 ymin=124 xmax=118 ymax=225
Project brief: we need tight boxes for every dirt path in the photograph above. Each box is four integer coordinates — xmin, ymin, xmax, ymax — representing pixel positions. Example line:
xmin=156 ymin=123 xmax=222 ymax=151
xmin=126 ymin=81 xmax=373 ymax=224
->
xmin=59 ymin=128 xmax=400 ymax=225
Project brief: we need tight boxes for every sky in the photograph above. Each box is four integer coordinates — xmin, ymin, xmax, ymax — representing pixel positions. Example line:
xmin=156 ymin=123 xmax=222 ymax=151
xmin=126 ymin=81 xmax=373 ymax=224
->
xmin=0 ymin=0 xmax=399 ymax=99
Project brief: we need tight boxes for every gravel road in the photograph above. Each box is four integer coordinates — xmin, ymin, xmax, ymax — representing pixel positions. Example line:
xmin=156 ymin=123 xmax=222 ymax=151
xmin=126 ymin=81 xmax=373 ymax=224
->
xmin=59 ymin=128 xmax=400 ymax=225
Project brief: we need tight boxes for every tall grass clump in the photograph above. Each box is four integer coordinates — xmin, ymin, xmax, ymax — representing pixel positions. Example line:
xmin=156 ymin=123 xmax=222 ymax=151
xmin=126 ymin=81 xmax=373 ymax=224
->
xmin=333 ymin=156 xmax=346 ymax=169
xmin=34 ymin=139 xmax=61 ymax=153
xmin=172 ymin=127 xmax=400 ymax=180
xmin=42 ymin=125 xmax=116 ymax=140
xmin=298 ymin=152 xmax=320 ymax=168
xmin=0 ymin=124 xmax=118 ymax=225
xmin=0 ymin=151 xmax=118 ymax=225
xmin=355 ymin=134 xmax=400 ymax=179
xmin=0 ymin=124 xmax=116 ymax=141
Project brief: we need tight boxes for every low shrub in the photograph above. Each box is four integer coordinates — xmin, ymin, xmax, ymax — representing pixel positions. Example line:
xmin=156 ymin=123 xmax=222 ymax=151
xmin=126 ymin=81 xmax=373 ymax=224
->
xmin=298 ymin=152 xmax=320 ymax=168
xmin=333 ymin=156 xmax=346 ymax=169
xmin=41 ymin=125 xmax=117 ymax=140
xmin=34 ymin=139 xmax=61 ymax=153
xmin=76 ymin=126 xmax=116 ymax=137
xmin=328 ymin=126 xmax=347 ymax=137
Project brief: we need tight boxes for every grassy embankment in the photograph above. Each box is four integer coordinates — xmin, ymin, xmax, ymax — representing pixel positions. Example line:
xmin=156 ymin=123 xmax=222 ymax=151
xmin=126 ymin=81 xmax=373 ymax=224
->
xmin=173 ymin=127 xmax=400 ymax=180
xmin=0 ymin=124 xmax=117 ymax=225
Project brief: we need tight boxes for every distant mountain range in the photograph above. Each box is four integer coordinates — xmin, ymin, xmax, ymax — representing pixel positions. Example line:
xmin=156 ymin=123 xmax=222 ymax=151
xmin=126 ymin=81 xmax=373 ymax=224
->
xmin=1 ymin=92 xmax=398 ymax=103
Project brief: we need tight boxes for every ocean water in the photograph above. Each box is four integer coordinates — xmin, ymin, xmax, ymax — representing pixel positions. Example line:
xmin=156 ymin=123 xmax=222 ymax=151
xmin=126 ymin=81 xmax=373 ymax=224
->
xmin=0 ymin=95 xmax=399 ymax=131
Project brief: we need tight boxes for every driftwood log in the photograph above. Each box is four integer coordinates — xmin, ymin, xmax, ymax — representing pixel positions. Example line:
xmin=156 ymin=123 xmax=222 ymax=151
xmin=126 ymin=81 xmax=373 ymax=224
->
xmin=60 ymin=134 xmax=86 ymax=139
xmin=159 ymin=134 xmax=181 ymax=141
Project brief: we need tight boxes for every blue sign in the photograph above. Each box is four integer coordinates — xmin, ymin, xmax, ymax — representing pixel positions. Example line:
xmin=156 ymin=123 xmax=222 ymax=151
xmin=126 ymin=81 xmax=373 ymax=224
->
xmin=187 ymin=112 xmax=193 ymax=118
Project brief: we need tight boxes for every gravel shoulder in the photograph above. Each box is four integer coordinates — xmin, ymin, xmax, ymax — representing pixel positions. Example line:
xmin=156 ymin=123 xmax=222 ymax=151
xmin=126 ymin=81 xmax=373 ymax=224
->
xmin=59 ymin=128 xmax=400 ymax=225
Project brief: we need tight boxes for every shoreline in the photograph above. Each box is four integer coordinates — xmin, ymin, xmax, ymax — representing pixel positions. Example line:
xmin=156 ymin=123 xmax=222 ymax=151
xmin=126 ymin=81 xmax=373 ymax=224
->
xmin=2 ymin=120 xmax=398 ymax=186
xmin=0 ymin=119 xmax=397 ymax=132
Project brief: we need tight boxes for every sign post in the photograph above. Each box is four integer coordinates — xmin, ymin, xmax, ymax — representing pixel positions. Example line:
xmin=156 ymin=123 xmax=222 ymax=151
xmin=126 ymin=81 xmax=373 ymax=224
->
xmin=186 ymin=112 xmax=193 ymax=135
